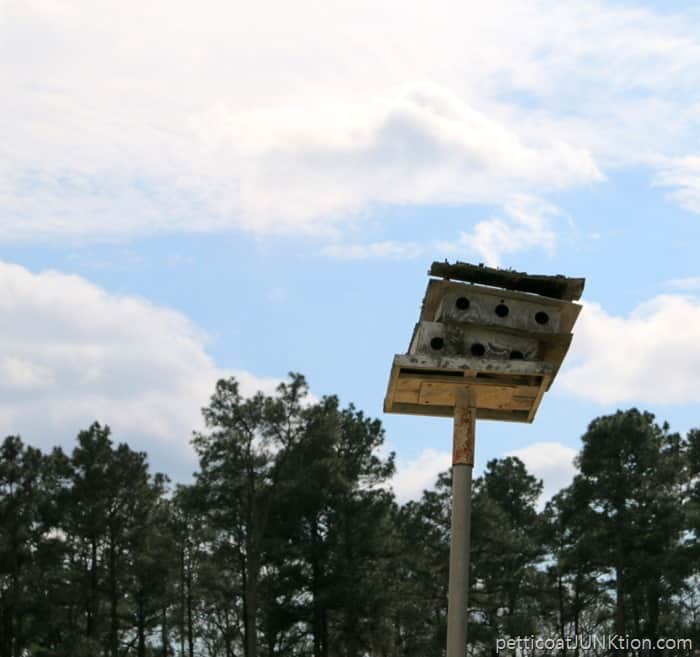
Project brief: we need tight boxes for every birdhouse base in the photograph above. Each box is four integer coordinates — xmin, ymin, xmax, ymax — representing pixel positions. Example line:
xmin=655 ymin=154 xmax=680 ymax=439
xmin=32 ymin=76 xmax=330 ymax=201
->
xmin=383 ymin=353 xmax=553 ymax=422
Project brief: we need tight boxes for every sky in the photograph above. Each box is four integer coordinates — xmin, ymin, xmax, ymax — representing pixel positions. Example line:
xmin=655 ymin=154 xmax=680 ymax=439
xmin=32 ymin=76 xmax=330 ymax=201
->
xmin=3 ymin=0 xmax=700 ymax=505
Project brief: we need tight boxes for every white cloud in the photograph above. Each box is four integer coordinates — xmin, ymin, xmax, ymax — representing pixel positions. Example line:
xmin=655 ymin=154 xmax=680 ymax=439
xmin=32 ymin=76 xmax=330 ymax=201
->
xmin=449 ymin=195 xmax=560 ymax=266
xmin=321 ymin=240 xmax=424 ymax=261
xmin=0 ymin=82 xmax=601 ymax=240
xmin=507 ymin=442 xmax=577 ymax=506
xmin=654 ymin=156 xmax=700 ymax=216
xmin=560 ymin=295 xmax=700 ymax=404
xmin=391 ymin=448 xmax=451 ymax=503
xmin=0 ymin=260 xmax=281 ymax=461
xmin=11 ymin=0 xmax=700 ymax=240
xmin=220 ymin=84 xmax=600 ymax=233
xmin=391 ymin=441 xmax=577 ymax=505
xmin=322 ymin=195 xmax=562 ymax=265
xmin=666 ymin=276 xmax=700 ymax=291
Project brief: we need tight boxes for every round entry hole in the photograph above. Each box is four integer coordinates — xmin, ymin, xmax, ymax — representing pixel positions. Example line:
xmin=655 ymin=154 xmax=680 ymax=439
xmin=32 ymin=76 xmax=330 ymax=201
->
xmin=456 ymin=296 xmax=470 ymax=310
xmin=535 ymin=311 xmax=550 ymax=325
xmin=430 ymin=337 xmax=444 ymax=350
xmin=470 ymin=343 xmax=485 ymax=357
xmin=495 ymin=303 xmax=509 ymax=318
xmin=510 ymin=350 xmax=524 ymax=360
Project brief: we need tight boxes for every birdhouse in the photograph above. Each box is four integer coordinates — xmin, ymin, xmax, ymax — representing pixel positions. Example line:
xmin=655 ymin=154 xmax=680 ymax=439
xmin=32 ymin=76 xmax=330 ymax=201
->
xmin=384 ymin=262 xmax=584 ymax=422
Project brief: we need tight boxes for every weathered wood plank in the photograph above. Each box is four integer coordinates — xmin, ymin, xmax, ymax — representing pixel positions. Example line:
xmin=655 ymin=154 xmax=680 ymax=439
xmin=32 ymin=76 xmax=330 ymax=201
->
xmin=385 ymin=401 xmax=533 ymax=422
xmin=429 ymin=261 xmax=585 ymax=301
xmin=419 ymin=280 xmax=582 ymax=332
xmin=528 ymin=374 xmax=552 ymax=421
xmin=384 ymin=352 xmax=550 ymax=422
xmin=393 ymin=353 xmax=554 ymax=376
xmin=416 ymin=382 xmax=531 ymax=410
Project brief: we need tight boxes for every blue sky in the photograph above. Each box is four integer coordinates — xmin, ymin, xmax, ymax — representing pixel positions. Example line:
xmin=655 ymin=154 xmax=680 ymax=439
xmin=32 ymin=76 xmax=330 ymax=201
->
xmin=3 ymin=0 xmax=700 ymax=502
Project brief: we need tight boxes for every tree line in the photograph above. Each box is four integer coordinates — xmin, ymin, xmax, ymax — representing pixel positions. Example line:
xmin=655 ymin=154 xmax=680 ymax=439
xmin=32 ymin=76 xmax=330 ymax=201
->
xmin=2 ymin=373 xmax=700 ymax=656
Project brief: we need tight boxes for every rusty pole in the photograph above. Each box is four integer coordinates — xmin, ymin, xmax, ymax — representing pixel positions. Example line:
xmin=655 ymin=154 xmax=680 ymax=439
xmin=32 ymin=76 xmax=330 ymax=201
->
xmin=446 ymin=388 xmax=476 ymax=657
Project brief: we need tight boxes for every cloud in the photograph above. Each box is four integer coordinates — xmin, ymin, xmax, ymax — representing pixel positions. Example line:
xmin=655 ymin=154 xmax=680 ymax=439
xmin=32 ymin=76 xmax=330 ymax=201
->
xmin=666 ymin=276 xmax=700 ymax=291
xmin=391 ymin=448 xmax=451 ymax=503
xmin=219 ymin=84 xmax=600 ymax=233
xmin=654 ymin=156 xmax=700 ymax=215
xmin=0 ymin=260 xmax=281 ymax=465
xmin=322 ymin=195 xmax=562 ymax=266
xmin=507 ymin=442 xmax=577 ymax=505
xmin=4 ymin=0 xmax=700 ymax=238
xmin=321 ymin=240 xmax=424 ymax=261
xmin=391 ymin=441 xmax=577 ymax=505
xmin=0 ymin=81 xmax=600 ymax=241
xmin=447 ymin=195 xmax=560 ymax=266
xmin=560 ymin=295 xmax=700 ymax=404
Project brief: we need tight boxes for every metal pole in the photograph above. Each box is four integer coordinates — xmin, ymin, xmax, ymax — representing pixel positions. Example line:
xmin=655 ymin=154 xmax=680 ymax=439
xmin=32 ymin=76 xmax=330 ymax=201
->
xmin=446 ymin=389 xmax=476 ymax=657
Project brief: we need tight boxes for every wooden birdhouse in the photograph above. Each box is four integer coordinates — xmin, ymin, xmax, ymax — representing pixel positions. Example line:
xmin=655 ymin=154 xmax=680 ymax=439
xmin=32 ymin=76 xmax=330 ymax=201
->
xmin=384 ymin=261 xmax=584 ymax=423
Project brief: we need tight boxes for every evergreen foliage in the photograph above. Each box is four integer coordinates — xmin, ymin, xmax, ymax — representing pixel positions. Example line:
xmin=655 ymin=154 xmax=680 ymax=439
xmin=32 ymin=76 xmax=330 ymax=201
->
xmin=1 ymin=378 xmax=698 ymax=656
